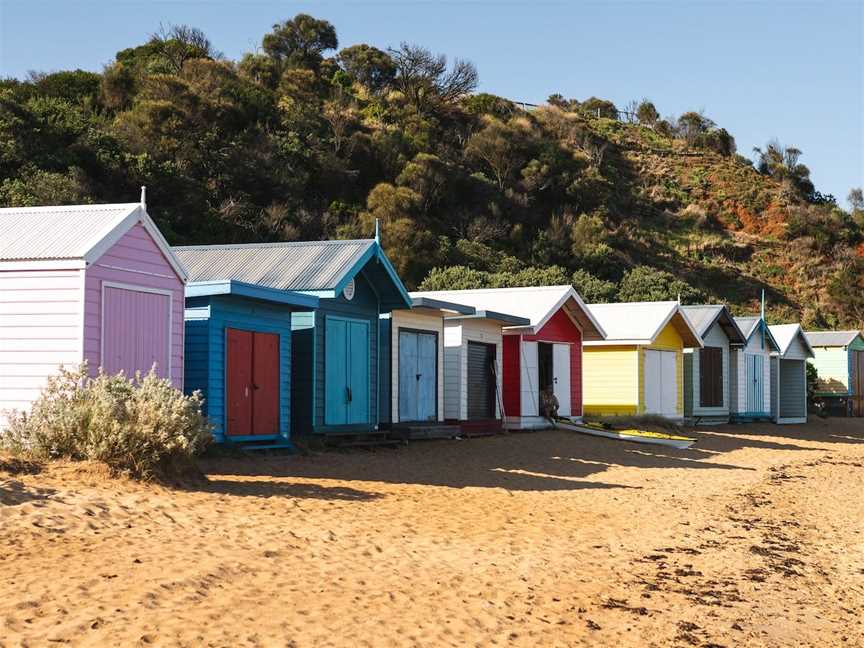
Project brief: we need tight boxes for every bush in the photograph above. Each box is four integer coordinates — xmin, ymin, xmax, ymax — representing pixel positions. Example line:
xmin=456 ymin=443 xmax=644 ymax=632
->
xmin=617 ymin=265 xmax=705 ymax=303
xmin=1 ymin=365 xmax=211 ymax=480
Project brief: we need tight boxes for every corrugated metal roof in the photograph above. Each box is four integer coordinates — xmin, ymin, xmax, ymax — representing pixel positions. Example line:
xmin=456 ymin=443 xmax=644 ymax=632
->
xmin=682 ymin=305 xmax=724 ymax=336
xmin=734 ymin=316 xmax=761 ymax=340
xmin=587 ymin=301 xmax=681 ymax=342
xmin=769 ymin=323 xmax=814 ymax=357
xmin=410 ymin=285 xmax=606 ymax=339
xmin=804 ymin=330 xmax=863 ymax=347
xmin=0 ymin=203 xmax=139 ymax=260
xmin=173 ymin=240 xmax=374 ymax=291
xmin=411 ymin=286 xmax=572 ymax=327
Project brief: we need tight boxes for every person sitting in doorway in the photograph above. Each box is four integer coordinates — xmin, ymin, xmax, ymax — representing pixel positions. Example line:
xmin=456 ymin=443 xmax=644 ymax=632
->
xmin=540 ymin=388 xmax=559 ymax=420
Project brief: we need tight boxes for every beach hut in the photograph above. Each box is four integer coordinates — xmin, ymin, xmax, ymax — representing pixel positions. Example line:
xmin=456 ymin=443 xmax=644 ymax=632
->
xmin=583 ymin=302 xmax=703 ymax=420
xmin=411 ymin=286 xmax=605 ymax=429
xmin=182 ymin=281 xmax=318 ymax=447
xmin=380 ymin=297 xmax=529 ymax=437
xmin=804 ymin=330 xmax=864 ymax=416
xmin=0 ymin=195 xmax=187 ymax=428
xmin=174 ymin=237 xmax=411 ymax=443
xmin=768 ymin=324 xmax=814 ymax=424
xmin=729 ymin=315 xmax=780 ymax=421
xmin=681 ymin=305 xmax=747 ymax=424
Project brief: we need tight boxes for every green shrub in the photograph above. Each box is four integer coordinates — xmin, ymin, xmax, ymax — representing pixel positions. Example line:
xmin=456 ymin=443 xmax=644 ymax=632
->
xmin=1 ymin=365 xmax=211 ymax=480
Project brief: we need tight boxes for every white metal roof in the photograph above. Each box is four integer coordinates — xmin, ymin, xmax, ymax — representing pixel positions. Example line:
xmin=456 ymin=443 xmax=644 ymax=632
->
xmin=0 ymin=201 xmax=187 ymax=279
xmin=804 ymin=330 xmax=864 ymax=348
xmin=410 ymin=285 xmax=606 ymax=339
xmin=769 ymin=323 xmax=815 ymax=358
xmin=682 ymin=304 xmax=746 ymax=343
xmin=585 ymin=301 xmax=703 ymax=347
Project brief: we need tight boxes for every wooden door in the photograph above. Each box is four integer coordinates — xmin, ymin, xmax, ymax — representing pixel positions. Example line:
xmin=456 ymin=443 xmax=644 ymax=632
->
xmin=520 ymin=341 xmax=539 ymax=416
xmin=251 ymin=332 xmax=280 ymax=435
xmin=103 ymin=285 xmax=171 ymax=379
xmin=227 ymin=329 xmax=280 ymax=436
xmin=746 ymin=354 xmax=764 ymax=414
xmin=347 ymin=320 xmax=370 ymax=424
xmin=853 ymin=351 xmax=864 ymax=417
xmin=644 ymin=350 xmax=662 ymax=414
xmin=324 ymin=318 xmax=349 ymax=426
xmin=226 ymin=329 xmax=254 ymax=436
xmin=660 ymin=351 xmax=678 ymax=416
xmin=552 ymin=343 xmax=571 ymax=417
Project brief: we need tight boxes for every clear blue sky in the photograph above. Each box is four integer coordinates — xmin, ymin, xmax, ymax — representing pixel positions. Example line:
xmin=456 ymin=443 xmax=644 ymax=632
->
xmin=1 ymin=0 xmax=862 ymax=204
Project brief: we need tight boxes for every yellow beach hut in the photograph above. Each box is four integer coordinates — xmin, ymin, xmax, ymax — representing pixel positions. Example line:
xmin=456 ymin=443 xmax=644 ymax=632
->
xmin=583 ymin=301 xmax=703 ymax=419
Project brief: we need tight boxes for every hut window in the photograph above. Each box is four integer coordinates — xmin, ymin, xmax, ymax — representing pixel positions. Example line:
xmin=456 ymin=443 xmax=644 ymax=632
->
xmin=699 ymin=347 xmax=723 ymax=407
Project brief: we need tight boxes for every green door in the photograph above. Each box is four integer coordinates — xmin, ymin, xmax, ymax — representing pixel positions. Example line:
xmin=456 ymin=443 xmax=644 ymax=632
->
xmin=324 ymin=316 xmax=370 ymax=426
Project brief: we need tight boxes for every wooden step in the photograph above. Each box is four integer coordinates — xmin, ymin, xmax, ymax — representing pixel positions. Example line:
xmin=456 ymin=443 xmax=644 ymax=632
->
xmin=390 ymin=424 xmax=461 ymax=441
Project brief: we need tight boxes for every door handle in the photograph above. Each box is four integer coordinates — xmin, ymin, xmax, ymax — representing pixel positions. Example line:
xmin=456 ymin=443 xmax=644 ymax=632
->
xmin=252 ymin=384 xmax=260 ymax=390
xmin=416 ymin=373 xmax=421 ymax=381
xmin=346 ymin=386 xmax=352 ymax=403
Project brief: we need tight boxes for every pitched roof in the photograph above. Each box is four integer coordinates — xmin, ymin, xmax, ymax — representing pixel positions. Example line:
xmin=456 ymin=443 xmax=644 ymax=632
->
xmin=0 ymin=202 xmax=187 ymax=279
xmin=804 ymin=330 xmax=864 ymax=348
xmin=733 ymin=316 xmax=761 ymax=340
xmin=734 ymin=315 xmax=781 ymax=352
xmin=585 ymin=301 xmax=702 ymax=347
xmin=769 ymin=323 xmax=814 ymax=358
xmin=174 ymin=239 xmax=411 ymax=308
xmin=682 ymin=305 xmax=746 ymax=343
xmin=410 ymin=285 xmax=605 ymax=340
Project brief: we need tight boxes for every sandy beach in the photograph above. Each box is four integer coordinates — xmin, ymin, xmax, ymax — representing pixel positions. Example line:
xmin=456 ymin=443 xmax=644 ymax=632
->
xmin=1 ymin=419 xmax=863 ymax=647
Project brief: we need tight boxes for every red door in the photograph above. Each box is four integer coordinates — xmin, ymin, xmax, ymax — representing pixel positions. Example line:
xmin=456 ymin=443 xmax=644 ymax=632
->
xmin=252 ymin=332 xmax=280 ymax=435
xmin=226 ymin=328 xmax=280 ymax=436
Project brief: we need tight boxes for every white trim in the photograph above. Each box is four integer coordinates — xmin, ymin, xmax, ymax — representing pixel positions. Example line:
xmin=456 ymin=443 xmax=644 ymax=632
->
xmin=0 ymin=260 xmax=87 ymax=271
xmin=99 ymin=280 xmax=173 ymax=378
xmin=82 ymin=205 xmax=189 ymax=283
xmin=78 ymin=268 xmax=87 ymax=361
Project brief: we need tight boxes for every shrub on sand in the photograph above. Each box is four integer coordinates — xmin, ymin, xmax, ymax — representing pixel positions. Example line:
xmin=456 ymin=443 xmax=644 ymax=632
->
xmin=1 ymin=365 xmax=211 ymax=480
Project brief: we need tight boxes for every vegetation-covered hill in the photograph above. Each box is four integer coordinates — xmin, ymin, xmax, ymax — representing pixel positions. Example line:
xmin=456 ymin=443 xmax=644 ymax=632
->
xmin=2 ymin=15 xmax=862 ymax=327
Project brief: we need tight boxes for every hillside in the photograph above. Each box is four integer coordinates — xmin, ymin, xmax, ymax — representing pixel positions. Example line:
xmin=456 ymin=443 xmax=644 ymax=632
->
xmin=1 ymin=15 xmax=862 ymax=327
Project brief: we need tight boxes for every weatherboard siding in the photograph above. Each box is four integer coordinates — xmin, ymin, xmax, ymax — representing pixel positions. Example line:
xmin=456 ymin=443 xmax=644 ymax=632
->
xmin=83 ymin=224 xmax=184 ymax=388
xmin=809 ymin=347 xmax=850 ymax=395
xmin=0 ymin=268 xmax=84 ymax=424
xmin=184 ymin=295 xmax=294 ymax=441
xmin=684 ymin=322 xmax=731 ymax=419
xmin=443 ymin=324 xmax=462 ymax=420
xmin=451 ymin=318 xmax=504 ymax=420
xmin=522 ymin=309 xmax=584 ymax=417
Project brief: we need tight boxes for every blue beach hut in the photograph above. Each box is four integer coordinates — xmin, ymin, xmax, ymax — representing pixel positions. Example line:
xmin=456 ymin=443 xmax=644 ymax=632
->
xmin=180 ymin=279 xmax=318 ymax=448
xmin=175 ymin=238 xmax=411 ymax=444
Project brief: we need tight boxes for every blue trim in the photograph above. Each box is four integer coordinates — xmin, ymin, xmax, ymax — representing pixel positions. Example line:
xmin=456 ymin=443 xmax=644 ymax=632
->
xmin=187 ymin=280 xmax=319 ymax=309
xmin=373 ymin=244 xmax=413 ymax=308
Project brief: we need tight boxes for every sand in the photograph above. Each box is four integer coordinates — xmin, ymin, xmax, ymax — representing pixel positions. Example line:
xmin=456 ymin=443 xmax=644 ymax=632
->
xmin=1 ymin=419 xmax=863 ymax=647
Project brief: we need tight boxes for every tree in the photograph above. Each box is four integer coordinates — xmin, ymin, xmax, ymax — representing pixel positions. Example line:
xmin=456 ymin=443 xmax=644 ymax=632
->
xmin=677 ymin=111 xmax=712 ymax=147
xmin=148 ymin=24 xmax=218 ymax=74
xmin=581 ymin=97 xmax=617 ymax=119
xmin=465 ymin=117 xmax=527 ymax=190
xmin=419 ymin=265 xmax=492 ymax=290
xmin=336 ymin=44 xmax=395 ymax=94
xmin=572 ymin=268 xmax=617 ymax=303
xmin=848 ymin=187 xmax=863 ymax=212
xmin=388 ymin=43 xmax=478 ymax=113
xmin=262 ymin=14 xmax=338 ymax=69
xmin=636 ymin=99 xmax=659 ymax=126
xmin=752 ymin=140 xmax=815 ymax=198
xmin=617 ymin=266 xmax=705 ymax=303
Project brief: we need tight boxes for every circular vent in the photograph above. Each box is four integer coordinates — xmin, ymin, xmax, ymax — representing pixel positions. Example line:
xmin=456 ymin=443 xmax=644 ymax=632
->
xmin=343 ymin=278 xmax=356 ymax=301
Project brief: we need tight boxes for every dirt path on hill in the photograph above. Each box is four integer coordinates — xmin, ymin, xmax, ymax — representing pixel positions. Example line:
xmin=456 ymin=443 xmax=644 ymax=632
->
xmin=1 ymin=419 xmax=862 ymax=647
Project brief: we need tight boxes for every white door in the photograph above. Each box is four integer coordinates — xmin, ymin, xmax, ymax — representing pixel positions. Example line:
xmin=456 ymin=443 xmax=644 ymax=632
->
xmin=552 ymin=343 xmax=571 ymax=416
xmin=660 ymin=351 xmax=678 ymax=416
xmin=520 ymin=341 xmax=539 ymax=416
xmin=644 ymin=350 xmax=662 ymax=414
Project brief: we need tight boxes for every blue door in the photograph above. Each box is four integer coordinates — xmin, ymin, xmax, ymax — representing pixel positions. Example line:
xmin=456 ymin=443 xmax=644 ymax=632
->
xmin=398 ymin=330 xmax=437 ymax=422
xmin=325 ymin=316 xmax=370 ymax=426
xmin=325 ymin=318 xmax=349 ymax=425
xmin=347 ymin=320 xmax=369 ymax=424
xmin=746 ymin=353 xmax=764 ymax=414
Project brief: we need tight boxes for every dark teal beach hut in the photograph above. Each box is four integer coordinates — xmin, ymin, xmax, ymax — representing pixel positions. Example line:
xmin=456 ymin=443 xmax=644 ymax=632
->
xmin=180 ymin=279 xmax=318 ymax=448
xmin=175 ymin=238 xmax=411 ymax=443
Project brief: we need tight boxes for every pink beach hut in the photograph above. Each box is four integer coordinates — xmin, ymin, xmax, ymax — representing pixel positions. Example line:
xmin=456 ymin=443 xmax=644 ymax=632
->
xmin=0 ymin=191 xmax=187 ymax=426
